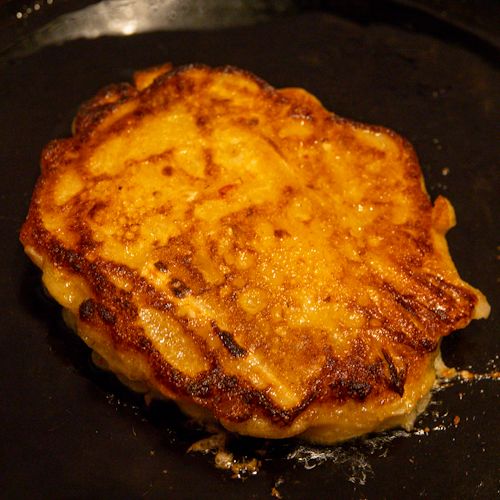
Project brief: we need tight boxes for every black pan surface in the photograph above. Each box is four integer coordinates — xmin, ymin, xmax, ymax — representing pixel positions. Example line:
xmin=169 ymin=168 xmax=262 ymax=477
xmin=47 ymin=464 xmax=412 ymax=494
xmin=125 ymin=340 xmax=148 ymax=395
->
xmin=1 ymin=1 xmax=498 ymax=498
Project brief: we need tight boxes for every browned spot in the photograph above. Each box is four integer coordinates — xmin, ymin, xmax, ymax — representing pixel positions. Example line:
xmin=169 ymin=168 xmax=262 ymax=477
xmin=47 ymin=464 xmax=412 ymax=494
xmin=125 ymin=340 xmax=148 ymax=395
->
xmin=162 ymin=166 xmax=173 ymax=176
xmin=196 ymin=115 xmax=209 ymax=127
xmin=274 ymin=229 xmax=290 ymax=239
xmin=204 ymin=149 xmax=220 ymax=177
xmin=238 ymin=117 xmax=259 ymax=126
xmin=88 ymin=201 xmax=108 ymax=219
xmin=218 ymin=184 xmax=238 ymax=198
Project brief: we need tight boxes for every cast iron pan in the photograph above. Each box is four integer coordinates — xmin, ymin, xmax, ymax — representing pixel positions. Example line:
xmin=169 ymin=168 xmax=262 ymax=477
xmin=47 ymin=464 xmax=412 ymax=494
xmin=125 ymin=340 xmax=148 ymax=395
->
xmin=1 ymin=1 xmax=498 ymax=498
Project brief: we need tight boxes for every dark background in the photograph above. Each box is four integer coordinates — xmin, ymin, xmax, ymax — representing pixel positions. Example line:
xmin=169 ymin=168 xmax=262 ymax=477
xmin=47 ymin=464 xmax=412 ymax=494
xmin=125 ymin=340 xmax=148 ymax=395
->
xmin=0 ymin=1 xmax=498 ymax=498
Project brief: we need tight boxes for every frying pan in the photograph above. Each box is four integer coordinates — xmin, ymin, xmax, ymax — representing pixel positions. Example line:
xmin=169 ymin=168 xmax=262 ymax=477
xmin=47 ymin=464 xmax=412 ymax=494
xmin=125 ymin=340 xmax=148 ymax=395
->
xmin=1 ymin=1 xmax=498 ymax=498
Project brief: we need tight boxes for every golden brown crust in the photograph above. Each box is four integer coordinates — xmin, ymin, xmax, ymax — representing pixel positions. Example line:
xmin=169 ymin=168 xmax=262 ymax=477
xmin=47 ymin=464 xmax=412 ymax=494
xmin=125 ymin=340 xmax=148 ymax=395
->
xmin=20 ymin=64 xmax=489 ymax=440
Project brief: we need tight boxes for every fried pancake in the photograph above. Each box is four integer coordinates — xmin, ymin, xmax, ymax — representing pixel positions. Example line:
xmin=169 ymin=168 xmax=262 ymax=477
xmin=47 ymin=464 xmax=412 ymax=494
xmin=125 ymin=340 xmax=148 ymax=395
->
xmin=20 ymin=64 xmax=490 ymax=443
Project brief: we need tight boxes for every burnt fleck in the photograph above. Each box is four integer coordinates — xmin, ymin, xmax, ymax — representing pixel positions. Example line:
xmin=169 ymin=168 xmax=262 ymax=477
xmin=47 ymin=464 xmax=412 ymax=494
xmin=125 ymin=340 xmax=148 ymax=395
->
xmin=162 ymin=166 xmax=173 ymax=176
xmin=212 ymin=322 xmax=247 ymax=358
xmin=79 ymin=298 xmax=95 ymax=321
xmin=347 ymin=381 xmax=372 ymax=400
xmin=170 ymin=278 xmax=191 ymax=298
xmin=154 ymin=260 xmax=169 ymax=272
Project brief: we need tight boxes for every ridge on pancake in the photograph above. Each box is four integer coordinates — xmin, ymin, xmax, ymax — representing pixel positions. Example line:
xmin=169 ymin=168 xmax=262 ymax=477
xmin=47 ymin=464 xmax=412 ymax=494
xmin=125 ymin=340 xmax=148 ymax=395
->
xmin=20 ymin=63 xmax=490 ymax=443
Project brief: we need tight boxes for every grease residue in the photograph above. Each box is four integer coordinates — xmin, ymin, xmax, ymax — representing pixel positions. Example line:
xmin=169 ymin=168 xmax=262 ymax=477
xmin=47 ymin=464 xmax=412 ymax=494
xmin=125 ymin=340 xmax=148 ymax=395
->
xmin=188 ymin=432 xmax=261 ymax=479
xmin=185 ymin=362 xmax=498 ymax=486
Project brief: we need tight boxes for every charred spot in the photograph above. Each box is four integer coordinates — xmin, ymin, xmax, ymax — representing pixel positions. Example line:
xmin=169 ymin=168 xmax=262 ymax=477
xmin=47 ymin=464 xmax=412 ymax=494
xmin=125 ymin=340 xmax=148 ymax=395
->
xmin=97 ymin=304 xmax=116 ymax=325
xmin=162 ymin=166 xmax=173 ymax=176
xmin=154 ymin=260 xmax=169 ymax=272
xmin=212 ymin=322 xmax=247 ymax=358
xmin=79 ymin=298 xmax=95 ymax=321
xmin=134 ymin=335 xmax=153 ymax=353
xmin=394 ymin=293 xmax=418 ymax=315
xmin=382 ymin=281 xmax=414 ymax=313
xmin=347 ymin=381 xmax=372 ymax=400
xmin=77 ymin=228 xmax=98 ymax=252
xmin=113 ymin=296 xmax=138 ymax=319
xmin=218 ymin=373 xmax=240 ymax=392
xmin=382 ymin=350 xmax=406 ymax=396
xmin=88 ymin=265 xmax=111 ymax=293
xmin=330 ymin=378 xmax=372 ymax=402
xmin=64 ymin=249 xmax=83 ymax=273
xmin=274 ymin=228 xmax=290 ymax=239
xmin=368 ymin=358 xmax=384 ymax=377
xmin=187 ymin=378 xmax=211 ymax=398
xmin=418 ymin=337 xmax=437 ymax=352
xmin=170 ymin=278 xmax=191 ymax=298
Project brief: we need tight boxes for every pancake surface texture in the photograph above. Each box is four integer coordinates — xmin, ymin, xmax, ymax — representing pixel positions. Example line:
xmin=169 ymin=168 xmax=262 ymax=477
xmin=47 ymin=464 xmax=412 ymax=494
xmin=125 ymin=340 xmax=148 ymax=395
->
xmin=21 ymin=64 xmax=490 ymax=443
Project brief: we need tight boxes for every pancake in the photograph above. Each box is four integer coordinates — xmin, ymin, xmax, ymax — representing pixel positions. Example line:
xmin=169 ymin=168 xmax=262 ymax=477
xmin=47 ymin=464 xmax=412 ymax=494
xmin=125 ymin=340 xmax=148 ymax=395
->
xmin=20 ymin=64 xmax=490 ymax=443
